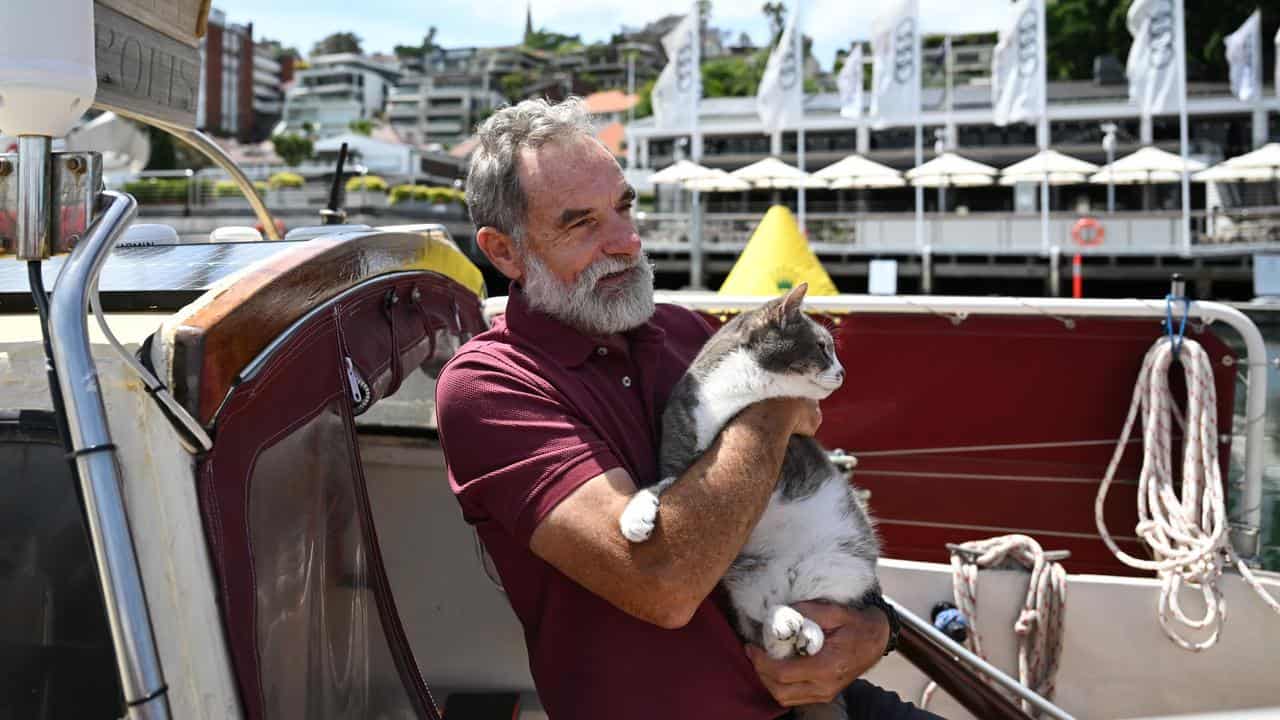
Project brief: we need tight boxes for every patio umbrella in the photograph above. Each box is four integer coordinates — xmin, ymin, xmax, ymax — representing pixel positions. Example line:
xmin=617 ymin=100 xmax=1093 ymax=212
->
xmin=682 ymin=169 xmax=753 ymax=193
xmin=649 ymin=159 xmax=718 ymax=185
xmin=814 ymin=154 xmax=904 ymax=189
xmin=906 ymin=152 xmax=998 ymax=188
xmin=1089 ymin=146 xmax=1206 ymax=185
xmin=1192 ymin=143 xmax=1280 ymax=183
xmin=999 ymin=149 xmax=1100 ymax=186
xmin=730 ymin=157 xmax=827 ymax=189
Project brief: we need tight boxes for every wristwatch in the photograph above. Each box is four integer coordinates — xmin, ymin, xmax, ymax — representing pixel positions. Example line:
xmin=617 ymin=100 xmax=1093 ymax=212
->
xmin=863 ymin=592 xmax=901 ymax=656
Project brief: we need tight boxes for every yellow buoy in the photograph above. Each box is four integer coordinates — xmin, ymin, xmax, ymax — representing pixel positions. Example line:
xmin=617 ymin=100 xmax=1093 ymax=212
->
xmin=717 ymin=205 xmax=838 ymax=296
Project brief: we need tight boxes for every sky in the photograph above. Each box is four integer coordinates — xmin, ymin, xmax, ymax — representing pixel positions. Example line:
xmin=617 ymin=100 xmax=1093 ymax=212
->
xmin=213 ymin=0 xmax=1013 ymax=72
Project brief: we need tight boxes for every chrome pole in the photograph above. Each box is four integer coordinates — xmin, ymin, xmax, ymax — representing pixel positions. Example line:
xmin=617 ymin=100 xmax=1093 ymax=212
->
xmin=886 ymin=595 xmax=1075 ymax=720
xmin=16 ymin=136 xmax=53 ymax=259
xmin=48 ymin=190 xmax=171 ymax=720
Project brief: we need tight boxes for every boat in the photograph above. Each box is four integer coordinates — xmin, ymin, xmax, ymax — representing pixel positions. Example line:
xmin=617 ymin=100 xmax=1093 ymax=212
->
xmin=2 ymin=2 xmax=1279 ymax=719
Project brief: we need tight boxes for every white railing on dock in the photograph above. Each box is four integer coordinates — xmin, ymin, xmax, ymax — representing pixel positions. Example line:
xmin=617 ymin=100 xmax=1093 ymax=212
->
xmin=635 ymin=208 xmax=1280 ymax=255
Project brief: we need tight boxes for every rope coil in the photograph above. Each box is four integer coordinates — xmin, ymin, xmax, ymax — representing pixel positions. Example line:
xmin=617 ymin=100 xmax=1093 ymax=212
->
xmin=1095 ymin=335 xmax=1280 ymax=651
xmin=921 ymin=534 xmax=1067 ymax=718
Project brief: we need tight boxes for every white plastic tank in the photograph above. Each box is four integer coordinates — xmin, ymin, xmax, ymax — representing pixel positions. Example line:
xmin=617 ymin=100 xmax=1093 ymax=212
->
xmin=0 ymin=0 xmax=97 ymax=138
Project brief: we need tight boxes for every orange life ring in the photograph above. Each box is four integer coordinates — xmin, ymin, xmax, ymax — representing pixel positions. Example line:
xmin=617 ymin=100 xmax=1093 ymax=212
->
xmin=1071 ymin=217 xmax=1105 ymax=247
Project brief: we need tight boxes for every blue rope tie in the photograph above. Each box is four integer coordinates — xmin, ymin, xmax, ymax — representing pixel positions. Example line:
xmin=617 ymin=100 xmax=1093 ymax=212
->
xmin=1164 ymin=293 xmax=1191 ymax=358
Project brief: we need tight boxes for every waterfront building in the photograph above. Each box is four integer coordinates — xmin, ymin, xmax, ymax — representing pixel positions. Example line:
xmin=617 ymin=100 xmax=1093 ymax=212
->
xmin=280 ymin=54 xmax=402 ymax=138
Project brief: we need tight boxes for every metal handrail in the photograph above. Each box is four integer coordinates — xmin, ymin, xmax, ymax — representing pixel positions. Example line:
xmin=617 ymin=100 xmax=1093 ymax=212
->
xmin=47 ymin=190 xmax=171 ymax=720
xmin=107 ymin=106 xmax=281 ymax=240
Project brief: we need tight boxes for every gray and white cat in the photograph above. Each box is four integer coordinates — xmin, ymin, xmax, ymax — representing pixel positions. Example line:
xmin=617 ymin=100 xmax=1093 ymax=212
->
xmin=619 ymin=283 xmax=881 ymax=717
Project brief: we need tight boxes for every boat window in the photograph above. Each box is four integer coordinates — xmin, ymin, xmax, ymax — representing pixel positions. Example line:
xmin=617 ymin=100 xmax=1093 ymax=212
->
xmin=249 ymin=399 xmax=418 ymax=718
xmin=0 ymin=410 xmax=122 ymax=718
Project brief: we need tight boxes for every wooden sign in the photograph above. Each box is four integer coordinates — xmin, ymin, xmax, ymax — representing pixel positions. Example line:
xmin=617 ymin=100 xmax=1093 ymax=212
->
xmin=96 ymin=0 xmax=209 ymax=46
xmin=93 ymin=1 xmax=201 ymax=129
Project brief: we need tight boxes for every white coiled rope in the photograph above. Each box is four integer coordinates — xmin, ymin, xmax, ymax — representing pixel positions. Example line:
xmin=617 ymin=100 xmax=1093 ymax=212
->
xmin=921 ymin=534 xmax=1067 ymax=717
xmin=1095 ymin=335 xmax=1280 ymax=651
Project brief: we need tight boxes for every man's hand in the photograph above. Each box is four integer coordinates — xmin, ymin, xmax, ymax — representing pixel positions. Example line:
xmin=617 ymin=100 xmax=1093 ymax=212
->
xmin=745 ymin=601 xmax=890 ymax=707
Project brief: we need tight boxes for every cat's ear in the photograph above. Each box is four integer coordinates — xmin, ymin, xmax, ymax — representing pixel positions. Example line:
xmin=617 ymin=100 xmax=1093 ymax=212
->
xmin=780 ymin=282 xmax=808 ymax=320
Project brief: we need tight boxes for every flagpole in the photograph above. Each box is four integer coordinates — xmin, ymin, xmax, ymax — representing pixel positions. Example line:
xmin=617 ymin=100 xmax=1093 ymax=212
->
xmin=1251 ymin=11 xmax=1265 ymax=149
xmin=796 ymin=0 xmax=806 ymax=233
xmin=690 ymin=0 xmax=704 ymax=289
xmin=1038 ymin=0 xmax=1050 ymax=254
xmin=913 ymin=10 xmax=923 ymax=253
xmin=1175 ymin=0 xmax=1191 ymax=256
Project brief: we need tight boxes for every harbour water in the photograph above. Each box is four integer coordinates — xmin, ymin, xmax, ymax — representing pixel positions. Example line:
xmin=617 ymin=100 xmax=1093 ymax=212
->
xmin=1237 ymin=306 xmax=1280 ymax=570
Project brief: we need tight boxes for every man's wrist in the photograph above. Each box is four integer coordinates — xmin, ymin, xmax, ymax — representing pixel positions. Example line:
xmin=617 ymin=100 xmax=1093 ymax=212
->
xmin=862 ymin=592 xmax=900 ymax=656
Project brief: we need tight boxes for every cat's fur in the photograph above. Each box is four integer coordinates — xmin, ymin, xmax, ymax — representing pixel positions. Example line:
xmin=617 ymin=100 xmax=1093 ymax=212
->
xmin=618 ymin=283 xmax=880 ymax=720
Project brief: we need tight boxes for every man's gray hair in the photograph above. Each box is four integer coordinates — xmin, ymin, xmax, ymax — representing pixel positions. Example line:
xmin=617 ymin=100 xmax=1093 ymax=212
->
xmin=466 ymin=97 xmax=597 ymax=242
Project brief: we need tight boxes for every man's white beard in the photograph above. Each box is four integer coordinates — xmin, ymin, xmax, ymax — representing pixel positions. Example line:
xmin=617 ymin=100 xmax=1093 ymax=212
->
xmin=522 ymin=251 xmax=656 ymax=336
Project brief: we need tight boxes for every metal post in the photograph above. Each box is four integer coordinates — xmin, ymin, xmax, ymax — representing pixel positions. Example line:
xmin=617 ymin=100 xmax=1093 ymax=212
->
xmin=1037 ymin=0 xmax=1050 ymax=254
xmin=689 ymin=0 xmax=704 ymax=289
xmin=795 ymin=4 xmax=806 ymax=233
xmin=920 ymin=243 xmax=933 ymax=295
xmin=1174 ymin=0 xmax=1192 ymax=256
xmin=1048 ymin=244 xmax=1061 ymax=296
xmin=1102 ymin=123 xmax=1116 ymax=214
xmin=48 ymin=191 xmax=172 ymax=720
xmin=913 ymin=17 xmax=923 ymax=250
xmin=16 ymin=136 xmax=53 ymax=260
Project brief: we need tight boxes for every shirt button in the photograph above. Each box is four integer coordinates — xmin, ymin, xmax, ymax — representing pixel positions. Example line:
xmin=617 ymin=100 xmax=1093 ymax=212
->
xmin=596 ymin=347 xmax=608 ymax=356
xmin=621 ymin=376 xmax=632 ymax=388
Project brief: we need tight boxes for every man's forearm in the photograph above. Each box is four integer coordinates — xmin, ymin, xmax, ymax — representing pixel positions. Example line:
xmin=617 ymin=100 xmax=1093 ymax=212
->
xmin=630 ymin=403 xmax=796 ymax=619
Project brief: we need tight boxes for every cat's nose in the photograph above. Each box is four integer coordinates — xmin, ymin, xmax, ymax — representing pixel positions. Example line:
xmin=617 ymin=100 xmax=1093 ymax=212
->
xmin=833 ymin=367 xmax=845 ymax=384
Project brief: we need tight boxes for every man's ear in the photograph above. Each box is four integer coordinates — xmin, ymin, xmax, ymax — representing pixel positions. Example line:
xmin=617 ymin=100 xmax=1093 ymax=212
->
xmin=475 ymin=226 xmax=523 ymax=281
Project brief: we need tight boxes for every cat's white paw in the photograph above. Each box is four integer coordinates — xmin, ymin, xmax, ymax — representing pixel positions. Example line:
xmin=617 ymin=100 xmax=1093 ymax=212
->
xmin=619 ymin=489 xmax=660 ymax=542
xmin=765 ymin=605 xmax=806 ymax=659
xmin=796 ymin=618 xmax=825 ymax=656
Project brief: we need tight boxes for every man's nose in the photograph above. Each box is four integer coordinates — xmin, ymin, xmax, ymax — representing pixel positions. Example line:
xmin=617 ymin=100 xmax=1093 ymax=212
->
xmin=603 ymin=216 xmax=642 ymax=256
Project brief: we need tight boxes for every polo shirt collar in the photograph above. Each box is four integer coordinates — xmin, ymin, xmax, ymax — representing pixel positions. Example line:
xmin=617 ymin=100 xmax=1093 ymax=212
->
xmin=504 ymin=281 xmax=665 ymax=368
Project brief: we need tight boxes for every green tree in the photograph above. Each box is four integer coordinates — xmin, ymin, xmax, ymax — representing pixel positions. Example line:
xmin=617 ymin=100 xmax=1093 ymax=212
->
xmin=523 ymin=28 xmax=583 ymax=53
xmin=1046 ymin=0 xmax=1278 ymax=81
xmin=394 ymin=27 xmax=438 ymax=59
xmin=311 ymin=31 xmax=362 ymax=56
xmin=348 ymin=119 xmax=374 ymax=136
xmin=272 ymin=133 xmax=314 ymax=167
xmin=762 ymin=2 xmax=785 ymax=45
xmin=500 ymin=71 xmax=529 ymax=100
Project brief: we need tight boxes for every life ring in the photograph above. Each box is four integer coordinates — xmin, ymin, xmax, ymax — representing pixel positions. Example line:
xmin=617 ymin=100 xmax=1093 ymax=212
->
xmin=1071 ymin=217 xmax=1105 ymax=247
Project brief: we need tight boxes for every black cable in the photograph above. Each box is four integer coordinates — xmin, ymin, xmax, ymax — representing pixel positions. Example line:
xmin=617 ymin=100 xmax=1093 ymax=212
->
xmin=28 ymin=260 xmax=76 ymax=456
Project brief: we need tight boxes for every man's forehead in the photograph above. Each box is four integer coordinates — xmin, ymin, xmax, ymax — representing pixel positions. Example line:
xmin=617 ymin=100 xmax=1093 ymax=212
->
xmin=520 ymin=140 xmax=623 ymax=210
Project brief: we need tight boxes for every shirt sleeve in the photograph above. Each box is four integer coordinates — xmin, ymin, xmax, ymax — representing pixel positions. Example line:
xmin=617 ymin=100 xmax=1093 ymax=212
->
xmin=435 ymin=350 xmax=622 ymax=544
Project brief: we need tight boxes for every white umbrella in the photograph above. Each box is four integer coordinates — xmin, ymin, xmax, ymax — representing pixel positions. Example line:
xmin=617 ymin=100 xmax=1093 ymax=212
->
xmin=649 ymin=159 xmax=718 ymax=185
xmin=814 ymin=154 xmax=904 ymax=188
xmin=999 ymin=149 xmax=1099 ymax=186
xmin=730 ymin=157 xmax=827 ymax=189
xmin=1089 ymin=146 xmax=1206 ymax=185
xmin=682 ymin=169 xmax=752 ymax=193
xmin=906 ymin=152 xmax=998 ymax=188
xmin=1192 ymin=143 xmax=1280 ymax=183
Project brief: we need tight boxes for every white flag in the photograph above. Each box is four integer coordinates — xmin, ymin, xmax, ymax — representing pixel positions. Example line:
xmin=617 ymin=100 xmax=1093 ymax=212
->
xmin=651 ymin=10 xmax=700 ymax=130
xmin=1225 ymin=11 xmax=1261 ymax=102
xmin=1275 ymin=24 xmax=1279 ymax=99
xmin=837 ymin=45 xmax=863 ymax=119
xmin=756 ymin=7 xmax=803 ymax=134
xmin=1125 ymin=0 xmax=1180 ymax=117
xmin=991 ymin=0 xmax=1044 ymax=126
xmin=870 ymin=0 xmax=920 ymax=128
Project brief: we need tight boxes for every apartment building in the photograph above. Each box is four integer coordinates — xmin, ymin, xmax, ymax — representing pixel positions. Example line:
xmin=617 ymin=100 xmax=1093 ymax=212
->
xmin=280 ymin=54 xmax=402 ymax=138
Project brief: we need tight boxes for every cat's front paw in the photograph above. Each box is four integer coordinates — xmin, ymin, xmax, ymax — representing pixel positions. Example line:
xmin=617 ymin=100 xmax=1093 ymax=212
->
xmin=796 ymin=618 xmax=824 ymax=656
xmin=619 ymin=489 xmax=660 ymax=542
xmin=764 ymin=605 xmax=806 ymax=659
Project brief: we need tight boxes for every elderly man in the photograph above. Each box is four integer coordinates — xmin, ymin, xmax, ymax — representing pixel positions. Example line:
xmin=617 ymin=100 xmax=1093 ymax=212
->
xmin=435 ymin=98 xmax=936 ymax=720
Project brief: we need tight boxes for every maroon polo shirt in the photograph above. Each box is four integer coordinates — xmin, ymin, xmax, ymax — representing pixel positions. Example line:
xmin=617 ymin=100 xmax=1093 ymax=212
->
xmin=435 ymin=284 xmax=784 ymax=720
